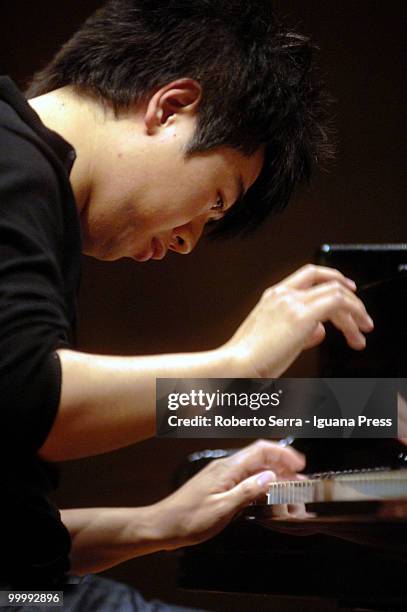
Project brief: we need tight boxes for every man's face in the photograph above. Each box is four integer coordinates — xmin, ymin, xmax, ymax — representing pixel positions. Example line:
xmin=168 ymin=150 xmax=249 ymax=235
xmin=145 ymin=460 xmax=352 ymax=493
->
xmin=80 ymin=110 xmax=264 ymax=261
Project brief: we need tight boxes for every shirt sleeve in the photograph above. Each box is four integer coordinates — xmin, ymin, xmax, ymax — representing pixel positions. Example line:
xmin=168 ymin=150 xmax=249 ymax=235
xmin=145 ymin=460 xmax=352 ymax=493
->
xmin=0 ymin=120 xmax=72 ymax=452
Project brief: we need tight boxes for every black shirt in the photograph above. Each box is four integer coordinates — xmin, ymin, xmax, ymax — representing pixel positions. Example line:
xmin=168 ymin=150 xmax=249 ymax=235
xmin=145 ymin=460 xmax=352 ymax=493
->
xmin=0 ymin=76 xmax=81 ymax=586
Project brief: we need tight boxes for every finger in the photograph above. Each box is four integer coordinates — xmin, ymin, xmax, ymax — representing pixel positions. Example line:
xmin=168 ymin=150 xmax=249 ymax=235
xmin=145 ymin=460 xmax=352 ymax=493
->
xmin=330 ymin=312 xmax=366 ymax=350
xmin=276 ymin=470 xmax=308 ymax=481
xmin=270 ymin=504 xmax=290 ymax=518
xmin=306 ymin=293 xmax=370 ymax=350
xmin=304 ymin=322 xmax=326 ymax=349
xmin=225 ymin=439 xmax=306 ymax=482
xmin=286 ymin=504 xmax=315 ymax=519
xmin=319 ymin=292 xmax=371 ymax=334
xmin=233 ymin=439 xmax=306 ymax=473
xmin=280 ymin=264 xmax=357 ymax=292
xmin=304 ymin=281 xmax=374 ymax=331
xmin=226 ymin=470 xmax=276 ymax=510
xmin=233 ymin=470 xmax=307 ymax=503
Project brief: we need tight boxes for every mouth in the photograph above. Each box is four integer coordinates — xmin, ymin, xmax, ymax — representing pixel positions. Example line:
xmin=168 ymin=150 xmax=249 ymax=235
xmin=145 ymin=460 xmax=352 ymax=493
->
xmin=133 ymin=245 xmax=154 ymax=262
xmin=133 ymin=237 xmax=166 ymax=262
xmin=151 ymin=237 xmax=167 ymax=260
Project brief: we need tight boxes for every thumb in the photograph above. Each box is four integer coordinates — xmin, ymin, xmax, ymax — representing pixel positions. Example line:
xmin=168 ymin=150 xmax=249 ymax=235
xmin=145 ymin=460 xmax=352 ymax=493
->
xmin=304 ymin=322 xmax=326 ymax=349
xmin=229 ymin=470 xmax=276 ymax=510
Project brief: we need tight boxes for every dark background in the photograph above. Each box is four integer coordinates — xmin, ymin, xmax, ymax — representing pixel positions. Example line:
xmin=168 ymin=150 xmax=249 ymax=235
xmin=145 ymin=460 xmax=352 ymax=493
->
xmin=2 ymin=1 xmax=406 ymax=609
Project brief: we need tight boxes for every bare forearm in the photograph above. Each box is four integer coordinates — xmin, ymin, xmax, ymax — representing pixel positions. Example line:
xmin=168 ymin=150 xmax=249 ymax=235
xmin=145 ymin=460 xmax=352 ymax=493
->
xmin=61 ymin=506 xmax=168 ymax=575
xmin=39 ymin=347 xmax=236 ymax=461
xmin=39 ymin=265 xmax=372 ymax=462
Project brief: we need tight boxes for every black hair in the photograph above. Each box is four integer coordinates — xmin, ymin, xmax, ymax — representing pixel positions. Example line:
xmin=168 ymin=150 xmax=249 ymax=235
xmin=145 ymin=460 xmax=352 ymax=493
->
xmin=27 ymin=0 xmax=334 ymax=237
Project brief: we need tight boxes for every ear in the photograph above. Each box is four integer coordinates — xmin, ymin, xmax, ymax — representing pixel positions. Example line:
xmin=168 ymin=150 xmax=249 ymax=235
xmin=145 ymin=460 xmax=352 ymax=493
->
xmin=144 ymin=78 xmax=202 ymax=133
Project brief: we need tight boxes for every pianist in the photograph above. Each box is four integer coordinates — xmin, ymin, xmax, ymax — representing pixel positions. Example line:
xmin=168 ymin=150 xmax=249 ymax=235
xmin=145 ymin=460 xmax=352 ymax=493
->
xmin=0 ymin=0 xmax=374 ymax=608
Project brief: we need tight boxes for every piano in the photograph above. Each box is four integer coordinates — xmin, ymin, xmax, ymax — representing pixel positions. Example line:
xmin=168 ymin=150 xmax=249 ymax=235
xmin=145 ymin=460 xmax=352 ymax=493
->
xmin=176 ymin=245 xmax=407 ymax=612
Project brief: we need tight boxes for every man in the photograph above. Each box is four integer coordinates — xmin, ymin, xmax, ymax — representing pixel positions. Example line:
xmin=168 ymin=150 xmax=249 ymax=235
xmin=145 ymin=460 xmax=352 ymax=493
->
xmin=0 ymin=0 xmax=373 ymax=608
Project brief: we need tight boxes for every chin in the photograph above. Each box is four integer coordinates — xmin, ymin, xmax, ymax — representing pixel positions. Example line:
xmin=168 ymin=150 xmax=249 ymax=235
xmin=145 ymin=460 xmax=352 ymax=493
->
xmin=82 ymin=241 xmax=122 ymax=261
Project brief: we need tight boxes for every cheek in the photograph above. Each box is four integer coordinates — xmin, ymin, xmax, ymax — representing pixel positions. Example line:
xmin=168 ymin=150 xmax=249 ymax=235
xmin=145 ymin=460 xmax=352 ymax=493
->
xmin=103 ymin=172 xmax=135 ymax=204
xmin=154 ymin=181 xmax=212 ymax=226
xmin=136 ymin=188 xmax=182 ymax=230
xmin=97 ymin=148 xmax=141 ymax=200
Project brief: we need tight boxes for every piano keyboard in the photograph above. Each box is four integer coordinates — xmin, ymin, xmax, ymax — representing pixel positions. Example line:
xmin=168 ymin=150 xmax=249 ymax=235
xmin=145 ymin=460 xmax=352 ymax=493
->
xmin=266 ymin=468 xmax=407 ymax=504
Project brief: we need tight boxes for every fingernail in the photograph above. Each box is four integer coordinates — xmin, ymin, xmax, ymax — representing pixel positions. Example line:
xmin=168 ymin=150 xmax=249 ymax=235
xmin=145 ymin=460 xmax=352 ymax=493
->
xmin=346 ymin=278 xmax=357 ymax=289
xmin=257 ymin=471 xmax=275 ymax=486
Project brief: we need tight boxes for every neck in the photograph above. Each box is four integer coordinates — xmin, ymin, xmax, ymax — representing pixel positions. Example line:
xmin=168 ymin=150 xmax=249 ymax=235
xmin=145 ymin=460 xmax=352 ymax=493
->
xmin=28 ymin=87 xmax=96 ymax=213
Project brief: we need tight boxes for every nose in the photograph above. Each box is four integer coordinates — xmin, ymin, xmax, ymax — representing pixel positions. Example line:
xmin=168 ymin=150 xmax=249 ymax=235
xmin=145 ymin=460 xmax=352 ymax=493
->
xmin=169 ymin=218 xmax=206 ymax=255
xmin=169 ymin=233 xmax=191 ymax=255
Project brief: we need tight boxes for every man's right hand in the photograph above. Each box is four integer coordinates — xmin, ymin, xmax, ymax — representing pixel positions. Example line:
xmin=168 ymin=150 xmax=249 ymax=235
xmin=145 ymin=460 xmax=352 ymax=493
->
xmin=223 ymin=264 xmax=374 ymax=378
